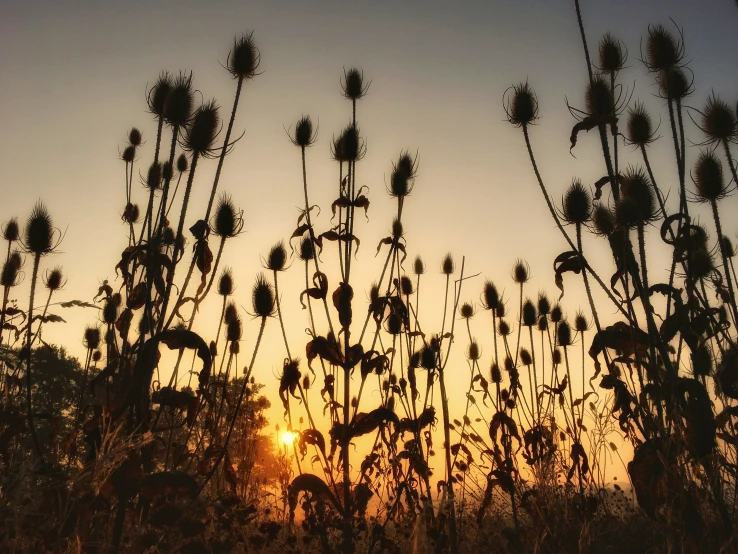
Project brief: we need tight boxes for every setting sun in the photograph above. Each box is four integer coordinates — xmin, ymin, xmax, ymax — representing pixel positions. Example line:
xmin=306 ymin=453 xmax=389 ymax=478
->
xmin=281 ymin=431 xmax=296 ymax=446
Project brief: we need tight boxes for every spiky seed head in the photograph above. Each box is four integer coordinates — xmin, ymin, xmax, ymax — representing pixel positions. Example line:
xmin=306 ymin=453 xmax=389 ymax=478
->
xmin=122 ymin=145 xmax=136 ymax=163
xmin=522 ymin=299 xmax=537 ymax=327
xmin=1 ymin=260 xmax=19 ymax=288
xmin=44 ymin=266 xmax=64 ymax=291
xmin=421 ymin=347 xmax=436 ymax=370
xmin=292 ymin=115 xmax=316 ymax=148
xmin=505 ymin=82 xmax=539 ymax=127
xmin=627 ymin=102 xmax=655 ymax=147
xmin=147 ymin=72 xmax=173 ymax=117
xmin=226 ymin=315 xmax=242 ymax=342
xmin=537 ymin=316 xmax=548 ymax=332
xmin=218 ymin=267 xmax=234 ymax=296
xmin=162 ymin=161 xmax=173 ymax=182
xmin=557 ymin=321 xmax=572 ymax=347
xmin=24 ymin=202 xmax=54 ymax=256
xmin=599 ymin=33 xmax=625 ymax=73
xmin=391 ymin=219 xmax=404 ymax=240
xmin=92 ymin=351 xmax=102 ymax=363
xmin=102 ymin=298 xmax=118 ymax=325
xmin=441 ymin=253 xmax=455 ymax=275
xmin=303 ymin=374 xmax=311 ymax=390
xmin=185 ymin=100 xmax=220 ymax=155
xmin=498 ymin=320 xmax=511 ymax=337
xmin=397 ymin=152 xmax=417 ymax=180
xmin=252 ymin=273 xmax=275 ymax=318
xmin=467 ymin=341 xmax=481 ymax=361
xmin=701 ymin=94 xmax=737 ymax=143
xmin=658 ymin=67 xmax=691 ymax=100
xmin=228 ymin=33 xmax=259 ymax=79
xmin=266 ymin=241 xmax=287 ymax=272
xmin=164 ymin=72 xmax=194 ymax=127
xmin=224 ymin=302 xmax=238 ymax=324
xmin=504 ymin=356 xmax=514 ymax=372
xmin=693 ymin=150 xmax=727 ymax=202
xmin=386 ymin=312 xmax=403 ymax=335
xmin=574 ymin=311 xmax=589 ymax=332
xmin=413 ymin=256 xmax=425 ymax=275
xmin=332 ymin=123 xmax=362 ymax=162
xmin=128 ymin=128 xmax=142 ymax=147
xmin=615 ymin=197 xmax=640 ymax=230
xmin=490 ymin=363 xmax=502 ymax=383
xmin=298 ymin=237 xmax=315 ymax=261
xmin=369 ymin=283 xmax=380 ymax=305
xmin=537 ymin=292 xmax=550 ymax=316
xmin=3 ymin=219 xmax=19 ymax=242
xmin=520 ymin=348 xmax=532 ymax=366
xmin=550 ymin=304 xmax=563 ymax=323
xmin=400 ymin=275 xmax=414 ymax=296
xmin=341 ymin=67 xmax=369 ymax=101
xmin=552 ymin=349 xmax=562 ymax=365
xmin=592 ymin=204 xmax=615 ymax=236
xmin=460 ymin=302 xmax=475 ymax=319
xmin=689 ymin=248 xmax=714 ymax=280
xmin=84 ymin=326 xmax=101 ymax=350
xmin=722 ymin=236 xmax=735 ymax=258
xmin=645 ymin=24 xmax=681 ymax=72
xmin=562 ymin=179 xmax=592 ymax=225
xmin=619 ymin=166 xmax=657 ymax=226
xmin=162 ymin=227 xmax=175 ymax=246
xmin=495 ymin=302 xmax=506 ymax=319
xmin=586 ymin=75 xmax=613 ymax=119
xmin=483 ymin=280 xmax=499 ymax=310
xmin=390 ymin=152 xmax=416 ymax=198
xmin=213 ymin=194 xmax=241 ymax=238
xmin=122 ymin=203 xmax=140 ymax=224
xmin=512 ymin=259 xmax=530 ymax=284
xmin=146 ymin=162 xmax=163 ymax=191
xmin=176 ymin=153 xmax=189 ymax=173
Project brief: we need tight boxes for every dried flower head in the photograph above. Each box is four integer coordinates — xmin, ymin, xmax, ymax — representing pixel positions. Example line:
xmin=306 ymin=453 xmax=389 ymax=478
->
xmin=145 ymin=162 xmax=163 ymax=191
xmin=537 ymin=292 xmax=550 ymax=316
xmin=266 ymin=241 xmax=287 ymax=272
xmin=490 ymin=363 xmax=502 ymax=384
xmin=693 ymin=150 xmax=727 ymax=203
xmin=122 ymin=203 xmax=140 ymax=225
xmin=162 ymin=161 xmax=174 ymax=182
xmin=413 ymin=256 xmax=425 ymax=276
xmin=618 ymin=166 xmax=657 ymax=227
xmin=212 ymin=194 xmax=243 ymax=238
xmin=505 ymin=82 xmax=539 ymax=127
xmin=102 ymin=298 xmax=118 ymax=325
xmin=557 ymin=321 xmax=572 ymax=347
xmin=562 ymin=179 xmax=592 ymax=225
xmin=574 ymin=311 xmax=590 ymax=332
xmin=598 ymin=33 xmax=626 ymax=73
xmin=24 ymin=202 xmax=55 ymax=256
xmin=657 ymin=67 xmax=692 ymax=101
xmin=84 ymin=326 xmax=101 ymax=350
xmin=389 ymin=152 xmax=417 ymax=198
xmin=441 ymin=253 xmax=455 ymax=275
xmin=400 ymin=275 xmax=414 ymax=296
xmin=1 ymin=259 xmax=20 ymax=288
xmin=128 ymin=128 xmax=142 ymax=147
xmin=626 ymin=101 xmax=657 ymax=147
xmin=3 ymin=218 xmax=19 ymax=242
xmin=460 ymin=302 xmax=475 ymax=319
xmin=292 ymin=115 xmax=317 ymax=148
xmin=550 ymin=304 xmax=563 ymax=323
xmin=722 ymin=236 xmax=735 ymax=258
xmin=697 ymin=94 xmax=737 ymax=144
xmin=218 ymin=267 xmax=234 ymax=296
xmin=176 ymin=153 xmax=189 ymax=173
xmin=522 ymin=299 xmax=537 ymax=327
xmin=586 ymin=75 xmax=614 ymax=119
xmin=644 ymin=24 xmax=683 ymax=73
xmin=228 ymin=32 xmax=260 ymax=79
xmin=121 ymin=145 xmax=136 ymax=163
xmin=391 ymin=219 xmax=404 ymax=240
xmin=252 ymin=273 xmax=275 ymax=318
xmin=386 ymin=312 xmax=403 ymax=335
xmin=552 ymin=349 xmax=562 ymax=365
xmin=224 ymin=302 xmax=238 ymax=325
xmin=421 ymin=346 xmax=437 ymax=370
xmin=483 ymin=280 xmax=499 ymax=311
xmin=519 ymin=348 xmax=532 ymax=366
xmin=164 ymin=72 xmax=195 ymax=127
xmin=591 ymin=204 xmax=616 ymax=236
xmin=298 ymin=237 xmax=315 ymax=261
xmin=184 ymin=99 xmax=220 ymax=155
xmin=44 ymin=266 xmax=64 ymax=291
xmin=498 ymin=320 xmax=511 ymax=337
xmin=512 ymin=259 xmax=530 ymax=284
xmin=537 ymin=316 xmax=548 ymax=332
xmin=147 ymin=72 xmax=173 ymax=117
xmin=688 ymin=248 xmax=714 ymax=280
xmin=226 ymin=314 xmax=243 ymax=342
xmin=341 ymin=67 xmax=370 ymax=101
xmin=332 ymin=123 xmax=364 ymax=162
xmin=467 ymin=340 xmax=481 ymax=361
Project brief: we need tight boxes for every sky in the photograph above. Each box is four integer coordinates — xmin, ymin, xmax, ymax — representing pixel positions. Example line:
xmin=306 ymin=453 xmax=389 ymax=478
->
xmin=2 ymin=0 xmax=737 ymax=480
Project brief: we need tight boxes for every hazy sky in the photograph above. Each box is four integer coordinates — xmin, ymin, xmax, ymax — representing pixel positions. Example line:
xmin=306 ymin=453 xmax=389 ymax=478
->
xmin=2 ymin=0 xmax=737 ymax=473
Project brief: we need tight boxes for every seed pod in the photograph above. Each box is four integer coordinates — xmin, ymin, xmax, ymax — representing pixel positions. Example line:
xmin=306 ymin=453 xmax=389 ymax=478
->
xmin=421 ymin=347 xmax=436 ymax=370
xmin=626 ymin=102 xmax=656 ymax=147
xmin=460 ymin=302 xmax=475 ymax=319
xmin=693 ymin=150 xmax=727 ymax=203
xmin=592 ymin=204 xmax=615 ymax=236
xmin=574 ymin=311 xmax=589 ymax=332
xmin=504 ymin=356 xmax=514 ymax=372
xmin=390 ymin=152 xmax=416 ymax=198
xmin=184 ymin=100 xmax=220 ymax=155
xmin=266 ymin=242 xmax=287 ymax=272
xmin=688 ymin=248 xmax=713 ymax=280
xmin=147 ymin=72 xmax=173 ymax=117
xmin=483 ymin=280 xmax=499 ymax=310
xmin=298 ymin=237 xmax=315 ymax=262
xmin=176 ymin=153 xmax=189 ymax=173
xmin=146 ymin=162 xmax=163 ymax=191
xmin=512 ymin=259 xmax=530 ymax=284
xmin=213 ymin=194 xmax=242 ymax=238
xmin=537 ymin=316 xmax=548 ymax=332
xmin=721 ymin=236 xmax=735 ymax=258
xmin=227 ymin=315 xmax=242 ymax=342
xmin=441 ymin=254 xmax=455 ymax=275
xmin=92 ymin=351 xmax=102 ymax=363
xmin=562 ymin=179 xmax=592 ymax=225
xmin=341 ymin=67 xmax=369 ymax=101
xmin=164 ymin=72 xmax=194 ymax=127
xmin=550 ymin=305 xmax=562 ymax=323
xmin=552 ymin=349 xmax=562 ymax=365
xmin=700 ymin=94 xmax=737 ymax=144
xmin=24 ymin=202 xmax=54 ymax=255
xmin=386 ymin=312 xmax=403 ymax=335
xmin=557 ymin=321 xmax=572 ymax=347
xmin=586 ymin=76 xmax=613 ymax=119
xmin=498 ymin=320 xmax=511 ymax=337
xmin=103 ymin=298 xmax=118 ymax=325
xmin=645 ymin=24 xmax=682 ymax=72
xmin=618 ymin=166 xmax=657 ymax=227
xmin=495 ymin=303 xmax=506 ymax=319
xmin=2 ymin=218 xmax=19 ymax=242
xmin=467 ymin=341 xmax=480 ymax=361
xmin=413 ymin=256 xmax=425 ymax=276
xmin=537 ymin=292 xmax=550 ymax=317
xmin=292 ymin=115 xmax=316 ymax=148
xmin=252 ymin=273 xmax=275 ymax=318
xmin=84 ymin=326 xmax=101 ymax=350
xmin=391 ymin=219 xmax=403 ymax=240
xmin=122 ymin=203 xmax=140 ymax=224
xmin=162 ymin=227 xmax=175 ymax=246
xmin=128 ymin=128 xmax=142 ymax=147
xmin=44 ymin=266 xmax=64 ymax=291
xmin=490 ymin=363 xmax=502 ymax=383
xmin=658 ymin=67 xmax=691 ymax=101
xmin=598 ymin=33 xmax=625 ymax=73
xmin=332 ymin=123 xmax=362 ymax=162
xmin=400 ymin=276 xmax=414 ymax=296
xmin=224 ymin=302 xmax=238 ymax=324
xmin=162 ymin=161 xmax=174 ymax=182
xmin=121 ymin=145 xmax=136 ymax=163
xmin=505 ymin=82 xmax=539 ymax=127
xmin=519 ymin=348 xmax=532 ymax=366
xmin=228 ymin=32 xmax=260 ymax=79
xmin=1 ymin=260 xmax=19 ymax=288
xmin=218 ymin=267 xmax=234 ymax=296
xmin=522 ymin=299 xmax=537 ymax=327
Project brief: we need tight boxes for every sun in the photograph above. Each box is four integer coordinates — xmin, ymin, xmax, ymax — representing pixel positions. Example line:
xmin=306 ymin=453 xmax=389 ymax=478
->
xmin=281 ymin=431 xmax=296 ymax=446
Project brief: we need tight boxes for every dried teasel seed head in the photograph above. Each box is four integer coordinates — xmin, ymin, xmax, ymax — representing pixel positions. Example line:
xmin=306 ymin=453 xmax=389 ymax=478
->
xmin=598 ymin=33 xmax=626 ymax=73
xmin=386 ymin=312 xmax=403 ymax=335
xmin=658 ymin=67 xmax=691 ymax=101
xmin=292 ymin=115 xmax=317 ymax=148
xmin=162 ymin=161 xmax=174 ymax=182
xmin=413 ymin=256 xmax=425 ymax=276
xmin=213 ymin=194 xmax=242 ymax=238
xmin=390 ymin=152 xmax=416 ymax=198
xmin=693 ymin=150 xmax=727 ymax=203
xmin=92 ymin=350 xmax=102 ymax=363
xmin=146 ymin=162 xmax=163 ymax=191
xmin=619 ymin=166 xmax=657 ymax=226
xmin=3 ymin=218 xmax=19 ymax=242
xmin=410 ymin=350 xmax=421 ymax=369
xmin=627 ymin=102 xmax=656 ymax=147
xmin=592 ymin=204 xmax=616 ymax=236
xmin=341 ymin=67 xmax=369 ymax=101
xmin=218 ymin=267 xmax=234 ymax=297
xmin=483 ymin=280 xmax=499 ymax=310
xmin=495 ymin=302 xmax=506 ymax=319
xmin=552 ymin=349 xmax=562 ymax=365
xmin=84 ymin=326 xmax=101 ymax=350
xmin=700 ymin=94 xmax=737 ymax=144
xmin=391 ymin=219 xmax=404 ymax=240
xmin=557 ymin=321 xmax=572 ymax=347
xmin=224 ymin=302 xmax=238 ymax=324
xmin=505 ymin=81 xmax=539 ymax=127
xmin=332 ymin=123 xmax=363 ymax=162
xmin=103 ymin=298 xmax=118 ymax=325
xmin=537 ymin=316 xmax=548 ymax=332
xmin=298 ymin=237 xmax=315 ymax=261
xmin=421 ymin=347 xmax=436 ymax=370
xmin=550 ymin=304 xmax=563 ymax=323
xmin=441 ymin=253 xmax=455 ymax=275
xmin=176 ymin=153 xmax=189 ymax=173
xmin=369 ymin=283 xmax=380 ymax=305
xmin=537 ymin=292 xmax=550 ymax=317
xmin=184 ymin=99 xmax=220 ymax=155
xmin=490 ymin=363 xmax=502 ymax=384
xmin=504 ymin=356 xmax=514 ymax=372
xmin=227 ymin=315 xmax=243 ymax=342
xmin=522 ymin=299 xmax=537 ymax=327
xmin=512 ymin=259 xmax=530 ymax=284
xmin=586 ymin=75 xmax=614 ymax=119
xmin=645 ymin=24 xmax=682 ymax=72
xmin=562 ymin=179 xmax=592 ymax=225
xmin=164 ymin=72 xmax=195 ymax=127
xmin=228 ymin=32 xmax=260 ymax=79
xmin=498 ymin=320 xmax=511 ymax=337
xmin=44 ymin=266 xmax=64 ymax=291
xmin=303 ymin=375 xmax=311 ymax=390
xmin=400 ymin=275 xmax=414 ymax=296
xmin=574 ymin=311 xmax=589 ymax=332
xmin=128 ymin=128 xmax=142 ymax=147
xmin=689 ymin=248 xmax=714 ymax=280
xmin=1 ymin=259 xmax=20 ymax=288
xmin=148 ymin=72 xmax=173 ymax=117
xmin=722 ymin=236 xmax=735 ymax=258
xmin=460 ymin=302 xmax=475 ymax=319
xmin=467 ymin=341 xmax=480 ymax=361
xmin=162 ymin=227 xmax=175 ymax=246
xmin=121 ymin=145 xmax=136 ymax=163
xmin=122 ymin=203 xmax=140 ymax=224
xmin=24 ymin=202 xmax=54 ymax=256
xmin=266 ymin=241 xmax=287 ymax=272
xmin=252 ymin=273 xmax=275 ymax=318
xmin=519 ymin=348 xmax=532 ymax=366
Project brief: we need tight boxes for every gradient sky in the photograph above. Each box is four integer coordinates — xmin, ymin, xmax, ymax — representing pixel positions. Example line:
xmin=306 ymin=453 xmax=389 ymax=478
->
xmin=2 ymin=0 xmax=737 ymax=477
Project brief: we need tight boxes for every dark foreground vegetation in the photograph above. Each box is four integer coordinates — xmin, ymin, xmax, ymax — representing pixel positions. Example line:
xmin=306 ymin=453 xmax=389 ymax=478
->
xmin=2 ymin=2 xmax=738 ymax=552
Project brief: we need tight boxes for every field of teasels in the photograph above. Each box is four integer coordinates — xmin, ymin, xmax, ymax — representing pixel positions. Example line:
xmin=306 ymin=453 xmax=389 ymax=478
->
xmin=2 ymin=2 xmax=738 ymax=553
